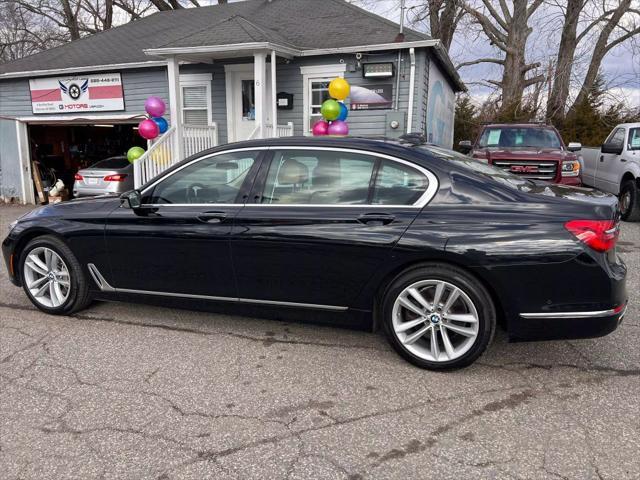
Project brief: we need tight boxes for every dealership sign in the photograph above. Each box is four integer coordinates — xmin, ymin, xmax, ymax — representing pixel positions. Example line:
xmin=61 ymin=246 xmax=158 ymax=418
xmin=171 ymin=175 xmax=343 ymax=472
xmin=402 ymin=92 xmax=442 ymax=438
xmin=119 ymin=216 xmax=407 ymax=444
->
xmin=29 ymin=73 xmax=124 ymax=114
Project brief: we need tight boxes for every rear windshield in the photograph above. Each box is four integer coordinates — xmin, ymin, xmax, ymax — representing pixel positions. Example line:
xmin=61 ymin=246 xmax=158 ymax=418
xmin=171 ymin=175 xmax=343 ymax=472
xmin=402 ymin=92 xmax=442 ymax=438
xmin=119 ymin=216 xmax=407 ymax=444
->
xmin=418 ymin=145 xmax=533 ymax=190
xmin=477 ymin=127 xmax=562 ymax=149
xmin=91 ymin=157 xmax=129 ymax=169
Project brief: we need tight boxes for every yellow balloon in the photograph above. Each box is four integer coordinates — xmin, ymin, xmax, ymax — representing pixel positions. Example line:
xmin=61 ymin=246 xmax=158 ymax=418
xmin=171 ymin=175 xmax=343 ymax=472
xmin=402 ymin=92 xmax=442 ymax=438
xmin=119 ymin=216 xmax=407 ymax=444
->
xmin=328 ymin=77 xmax=350 ymax=100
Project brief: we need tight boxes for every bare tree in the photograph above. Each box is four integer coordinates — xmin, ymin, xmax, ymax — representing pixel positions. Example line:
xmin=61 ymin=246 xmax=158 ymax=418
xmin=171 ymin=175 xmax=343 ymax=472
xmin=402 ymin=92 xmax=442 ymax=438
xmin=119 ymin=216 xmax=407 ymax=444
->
xmin=460 ymin=0 xmax=546 ymax=117
xmin=406 ymin=0 xmax=465 ymax=51
xmin=0 ymin=1 xmax=61 ymax=61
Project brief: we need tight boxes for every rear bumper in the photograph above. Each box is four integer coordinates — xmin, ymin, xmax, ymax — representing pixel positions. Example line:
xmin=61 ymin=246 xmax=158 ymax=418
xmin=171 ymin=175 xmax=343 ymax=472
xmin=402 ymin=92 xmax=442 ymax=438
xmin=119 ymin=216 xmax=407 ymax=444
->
xmin=510 ymin=303 xmax=627 ymax=341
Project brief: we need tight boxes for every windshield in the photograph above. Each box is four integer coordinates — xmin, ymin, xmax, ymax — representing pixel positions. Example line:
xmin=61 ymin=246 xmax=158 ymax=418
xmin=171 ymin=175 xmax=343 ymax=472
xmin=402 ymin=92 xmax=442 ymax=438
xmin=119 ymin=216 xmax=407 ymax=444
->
xmin=91 ymin=157 xmax=130 ymax=169
xmin=418 ymin=145 xmax=533 ymax=191
xmin=477 ymin=127 xmax=562 ymax=149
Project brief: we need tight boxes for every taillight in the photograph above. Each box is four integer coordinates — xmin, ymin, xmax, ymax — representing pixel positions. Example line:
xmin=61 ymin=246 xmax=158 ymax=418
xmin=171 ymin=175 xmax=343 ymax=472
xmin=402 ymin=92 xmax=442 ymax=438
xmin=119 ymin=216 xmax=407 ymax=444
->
xmin=564 ymin=220 xmax=619 ymax=252
xmin=74 ymin=173 xmax=83 ymax=181
xmin=104 ymin=174 xmax=127 ymax=182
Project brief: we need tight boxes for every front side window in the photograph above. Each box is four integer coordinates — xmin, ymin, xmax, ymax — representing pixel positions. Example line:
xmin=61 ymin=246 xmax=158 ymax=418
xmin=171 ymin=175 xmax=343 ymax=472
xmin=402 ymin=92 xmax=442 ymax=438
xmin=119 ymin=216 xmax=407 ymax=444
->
xmin=261 ymin=150 xmax=376 ymax=205
xmin=477 ymin=127 xmax=562 ymax=149
xmin=145 ymin=151 xmax=258 ymax=204
xmin=605 ymin=128 xmax=625 ymax=147
xmin=629 ymin=127 xmax=640 ymax=151
xmin=373 ymin=160 xmax=429 ymax=205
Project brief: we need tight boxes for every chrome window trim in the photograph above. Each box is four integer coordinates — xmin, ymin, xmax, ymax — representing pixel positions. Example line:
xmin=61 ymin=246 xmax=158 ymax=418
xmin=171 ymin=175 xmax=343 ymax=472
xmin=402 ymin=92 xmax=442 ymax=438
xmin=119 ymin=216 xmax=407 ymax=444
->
xmin=139 ymin=145 xmax=439 ymax=210
xmin=520 ymin=307 xmax=624 ymax=319
xmin=88 ymin=263 xmax=348 ymax=311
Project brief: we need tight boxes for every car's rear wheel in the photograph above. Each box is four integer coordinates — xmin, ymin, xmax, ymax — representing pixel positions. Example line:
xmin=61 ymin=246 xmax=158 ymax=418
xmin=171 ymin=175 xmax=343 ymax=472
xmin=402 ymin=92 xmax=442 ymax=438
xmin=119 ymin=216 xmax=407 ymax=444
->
xmin=19 ymin=235 xmax=92 ymax=315
xmin=620 ymin=179 xmax=640 ymax=222
xmin=382 ymin=264 xmax=496 ymax=370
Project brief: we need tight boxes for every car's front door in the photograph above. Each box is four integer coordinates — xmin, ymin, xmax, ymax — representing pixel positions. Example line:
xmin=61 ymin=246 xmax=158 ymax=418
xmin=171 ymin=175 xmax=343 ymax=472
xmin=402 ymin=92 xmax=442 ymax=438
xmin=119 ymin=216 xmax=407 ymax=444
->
xmin=596 ymin=127 xmax=625 ymax=194
xmin=102 ymin=149 xmax=263 ymax=297
xmin=231 ymin=147 xmax=437 ymax=309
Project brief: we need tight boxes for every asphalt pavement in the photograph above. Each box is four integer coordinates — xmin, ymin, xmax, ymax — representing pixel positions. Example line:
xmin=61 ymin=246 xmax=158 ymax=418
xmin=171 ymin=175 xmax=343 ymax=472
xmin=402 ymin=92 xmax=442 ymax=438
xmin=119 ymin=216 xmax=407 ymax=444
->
xmin=1 ymin=204 xmax=639 ymax=480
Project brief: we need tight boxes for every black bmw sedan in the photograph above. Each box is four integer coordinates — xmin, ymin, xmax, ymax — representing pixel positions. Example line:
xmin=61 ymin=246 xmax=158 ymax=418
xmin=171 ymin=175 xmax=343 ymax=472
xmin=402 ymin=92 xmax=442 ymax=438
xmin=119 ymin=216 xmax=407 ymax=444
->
xmin=3 ymin=137 xmax=628 ymax=369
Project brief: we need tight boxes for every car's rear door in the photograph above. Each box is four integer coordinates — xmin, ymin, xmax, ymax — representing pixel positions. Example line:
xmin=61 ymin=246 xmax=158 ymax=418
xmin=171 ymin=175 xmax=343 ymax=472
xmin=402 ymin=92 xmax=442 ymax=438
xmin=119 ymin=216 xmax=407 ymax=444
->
xmin=102 ymin=149 xmax=264 ymax=297
xmin=230 ymin=147 xmax=437 ymax=309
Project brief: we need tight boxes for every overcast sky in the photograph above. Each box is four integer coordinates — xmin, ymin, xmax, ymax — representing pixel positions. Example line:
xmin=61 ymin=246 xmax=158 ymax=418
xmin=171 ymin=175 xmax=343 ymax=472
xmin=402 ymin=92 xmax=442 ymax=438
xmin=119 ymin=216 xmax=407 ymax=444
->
xmin=349 ymin=0 xmax=639 ymax=108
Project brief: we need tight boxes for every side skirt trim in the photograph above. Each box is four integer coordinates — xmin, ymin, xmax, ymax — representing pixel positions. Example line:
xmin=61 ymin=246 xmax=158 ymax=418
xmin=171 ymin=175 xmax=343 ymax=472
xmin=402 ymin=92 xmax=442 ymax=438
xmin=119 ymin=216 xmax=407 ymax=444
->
xmin=87 ymin=263 xmax=348 ymax=312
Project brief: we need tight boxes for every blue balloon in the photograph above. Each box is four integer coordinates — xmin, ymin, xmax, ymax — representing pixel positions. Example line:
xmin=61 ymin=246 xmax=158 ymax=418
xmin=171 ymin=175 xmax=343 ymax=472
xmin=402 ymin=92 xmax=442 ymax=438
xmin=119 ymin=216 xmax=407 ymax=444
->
xmin=152 ymin=116 xmax=169 ymax=134
xmin=337 ymin=102 xmax=349 ymax=121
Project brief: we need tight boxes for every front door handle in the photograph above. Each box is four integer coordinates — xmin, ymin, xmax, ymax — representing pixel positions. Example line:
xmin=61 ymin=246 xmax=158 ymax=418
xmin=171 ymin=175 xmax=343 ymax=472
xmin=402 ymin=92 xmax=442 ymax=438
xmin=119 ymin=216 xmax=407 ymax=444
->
xmin=599 ymin=156 xmax=604 ymax=162
xmin=197 ymin=212 xmax=227 ymax=224
xmin=620 ymin=158 xmax=627 ymax=162
xmin=357 ymin=213 xmax=395 ymax=225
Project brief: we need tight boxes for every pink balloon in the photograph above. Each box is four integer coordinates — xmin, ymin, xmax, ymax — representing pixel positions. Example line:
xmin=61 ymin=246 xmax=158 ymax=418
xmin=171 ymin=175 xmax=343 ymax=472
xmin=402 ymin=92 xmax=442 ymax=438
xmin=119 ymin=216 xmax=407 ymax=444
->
xmin=145 ymin=96 xmax=166 ymax=117
xmin=328 ymin=120 xmax=349 ymax=136
xmin=138 ymin=118 xmax=160 ymax=140
xmin=312 ymin=120 xmax=330 ymax=136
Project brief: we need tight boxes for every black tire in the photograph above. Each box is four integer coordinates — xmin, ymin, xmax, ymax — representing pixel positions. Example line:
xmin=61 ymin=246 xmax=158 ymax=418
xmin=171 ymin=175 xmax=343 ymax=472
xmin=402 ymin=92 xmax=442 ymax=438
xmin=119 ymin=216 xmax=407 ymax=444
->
xmin=19 ymin=235 xmax=92 ymax=315
xmin=381 ymin=263 xmax=496 ymax=370
xmin=620 ymin=180 xmax=640 ymax=222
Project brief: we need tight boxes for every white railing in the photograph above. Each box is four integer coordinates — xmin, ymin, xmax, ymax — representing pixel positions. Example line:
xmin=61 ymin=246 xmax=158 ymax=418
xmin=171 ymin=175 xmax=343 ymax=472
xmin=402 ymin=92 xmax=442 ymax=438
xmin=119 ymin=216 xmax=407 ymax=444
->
xmin=184 ymin=123 xmax=218 ymax=157
xmin=134 ymin=125 xmax=177 ymax=188
xmin=265 ymin=122 xmax=295 ymax=138
xmin=133 ymin=122 xmax=219 ymax=188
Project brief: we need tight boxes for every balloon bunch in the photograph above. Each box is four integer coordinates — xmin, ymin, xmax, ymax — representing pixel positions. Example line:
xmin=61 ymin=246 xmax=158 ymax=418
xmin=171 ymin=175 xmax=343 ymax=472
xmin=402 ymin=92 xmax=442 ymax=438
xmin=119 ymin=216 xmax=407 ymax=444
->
xmin=313 ymin=78 xmax=350 ymax=136
xmin=127 ymin=96 xmax=170 ymax=163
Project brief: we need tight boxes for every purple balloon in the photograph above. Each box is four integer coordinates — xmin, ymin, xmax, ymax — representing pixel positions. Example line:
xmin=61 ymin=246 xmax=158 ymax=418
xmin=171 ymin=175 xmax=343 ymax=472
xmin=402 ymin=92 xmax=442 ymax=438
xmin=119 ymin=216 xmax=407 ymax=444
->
xmin=145 ymin=96 xmax=166 ymax=117
xmin=138 ymin=118 xmax=160 ymax=140
xmin=312 ymin=120 xmax=330 ymax=136
xmin=328 ymin=120 xmax=349 ymax=136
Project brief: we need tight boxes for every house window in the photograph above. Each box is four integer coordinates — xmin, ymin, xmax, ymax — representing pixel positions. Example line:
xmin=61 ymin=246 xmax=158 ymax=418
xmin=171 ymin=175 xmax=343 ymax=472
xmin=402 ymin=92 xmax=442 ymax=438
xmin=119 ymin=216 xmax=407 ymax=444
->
xmin=180 ymin=74 xmax=212 ymax=126
xmin=300 ymin=64 xmax=347 ymax=135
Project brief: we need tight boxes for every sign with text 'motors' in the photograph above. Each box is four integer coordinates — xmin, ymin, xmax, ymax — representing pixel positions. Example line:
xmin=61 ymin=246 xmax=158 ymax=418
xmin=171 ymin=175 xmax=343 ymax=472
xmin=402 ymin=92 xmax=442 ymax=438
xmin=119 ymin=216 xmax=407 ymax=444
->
xmin=29 ymin=73 xmax=125 ymax=114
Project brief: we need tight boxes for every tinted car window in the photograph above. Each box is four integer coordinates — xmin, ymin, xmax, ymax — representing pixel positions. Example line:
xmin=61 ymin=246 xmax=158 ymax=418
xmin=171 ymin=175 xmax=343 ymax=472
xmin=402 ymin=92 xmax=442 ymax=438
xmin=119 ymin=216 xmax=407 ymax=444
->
xmin=373 ymin=160 xmax=429 ymax=205
xmin=477 ymin=127 xmax=561 ymax=149
xmin=91 ymin=157 xmax=130 ymax=169
xmin=146 ymin=151 xmax=258 ymax=204
xmin=261 ymin=150 xmax=376 ymax=205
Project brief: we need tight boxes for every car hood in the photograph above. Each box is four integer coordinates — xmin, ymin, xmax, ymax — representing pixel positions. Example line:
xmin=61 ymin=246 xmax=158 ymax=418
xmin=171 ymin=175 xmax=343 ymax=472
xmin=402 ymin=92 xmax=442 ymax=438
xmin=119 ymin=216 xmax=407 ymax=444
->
xmin=478 ymin=148 xmax=575 ymax=161
xmin=20 ymin=195 xmax=121 ymax=221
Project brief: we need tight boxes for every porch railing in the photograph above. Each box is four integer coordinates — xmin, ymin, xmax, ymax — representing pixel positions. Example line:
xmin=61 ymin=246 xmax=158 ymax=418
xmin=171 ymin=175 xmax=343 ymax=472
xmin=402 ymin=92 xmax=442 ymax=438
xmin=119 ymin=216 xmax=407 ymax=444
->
xmin=265 ymin=122 xmax=295 ymax=137
xmin=134 ymin=123 xmax=219 ymax=188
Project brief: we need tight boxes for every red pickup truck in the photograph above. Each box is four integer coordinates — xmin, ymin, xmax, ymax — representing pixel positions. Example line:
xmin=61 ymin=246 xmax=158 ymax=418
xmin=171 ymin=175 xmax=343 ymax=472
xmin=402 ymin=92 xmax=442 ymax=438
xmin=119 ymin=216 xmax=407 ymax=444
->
xmin=458 ymin=123 xmax=583 ymax=185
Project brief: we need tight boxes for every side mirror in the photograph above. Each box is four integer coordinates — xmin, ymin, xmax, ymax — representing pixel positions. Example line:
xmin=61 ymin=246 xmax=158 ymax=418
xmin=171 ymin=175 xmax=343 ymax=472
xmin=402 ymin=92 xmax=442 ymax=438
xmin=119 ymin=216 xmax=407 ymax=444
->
xmin=120 ymin=190 xmax=142 ymax=209
xmin=601 ymin=142 xmax=623 ymax=155
xmin=458 ymin=140 xmax=473 ymax=154
xmin=567 ymin=142 xmax=582 ymax=152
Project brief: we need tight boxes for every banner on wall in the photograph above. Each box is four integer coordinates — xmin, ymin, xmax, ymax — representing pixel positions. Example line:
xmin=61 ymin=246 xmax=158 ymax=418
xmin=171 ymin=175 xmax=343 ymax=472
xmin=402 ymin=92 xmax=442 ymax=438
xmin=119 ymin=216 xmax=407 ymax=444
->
xmin=29 ymin=73 xmax=125 ymax=114
xmin=350 ymin=84 xmax=393 ymax=110
xmin=426 ymin=61 xmax=455 ymax=148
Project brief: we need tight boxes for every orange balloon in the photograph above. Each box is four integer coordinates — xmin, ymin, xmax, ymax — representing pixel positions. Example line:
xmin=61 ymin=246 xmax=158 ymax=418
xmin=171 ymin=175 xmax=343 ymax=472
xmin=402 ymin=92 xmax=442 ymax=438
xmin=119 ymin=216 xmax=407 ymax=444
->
xmin=328 ymin=77 xmax=350 ymax=100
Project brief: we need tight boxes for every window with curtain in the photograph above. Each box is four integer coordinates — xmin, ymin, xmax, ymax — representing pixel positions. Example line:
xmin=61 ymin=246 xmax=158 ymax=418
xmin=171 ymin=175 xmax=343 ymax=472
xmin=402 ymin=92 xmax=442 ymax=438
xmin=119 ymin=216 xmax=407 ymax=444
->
xmin=182 ymin=84 xmax=210 ymax=126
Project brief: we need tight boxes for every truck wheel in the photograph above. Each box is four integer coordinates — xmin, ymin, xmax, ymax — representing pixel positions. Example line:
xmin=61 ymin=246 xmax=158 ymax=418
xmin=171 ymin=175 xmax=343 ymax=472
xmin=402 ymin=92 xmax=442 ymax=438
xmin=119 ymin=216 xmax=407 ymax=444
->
xmin=620 ymin=180 xmax=640 ymax=222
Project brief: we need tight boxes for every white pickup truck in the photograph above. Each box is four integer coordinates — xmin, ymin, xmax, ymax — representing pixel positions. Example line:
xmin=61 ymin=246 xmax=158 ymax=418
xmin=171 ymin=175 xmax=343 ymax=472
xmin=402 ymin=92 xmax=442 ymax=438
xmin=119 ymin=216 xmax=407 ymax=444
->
xmin=581 ymin=122 xmax=640 ymax=221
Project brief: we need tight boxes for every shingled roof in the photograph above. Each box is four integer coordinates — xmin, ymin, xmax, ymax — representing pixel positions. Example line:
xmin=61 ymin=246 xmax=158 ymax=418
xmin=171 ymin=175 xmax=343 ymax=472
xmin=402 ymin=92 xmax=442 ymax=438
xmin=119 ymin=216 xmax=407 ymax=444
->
xmin=0 ymin=0 xmax=428 ymax=76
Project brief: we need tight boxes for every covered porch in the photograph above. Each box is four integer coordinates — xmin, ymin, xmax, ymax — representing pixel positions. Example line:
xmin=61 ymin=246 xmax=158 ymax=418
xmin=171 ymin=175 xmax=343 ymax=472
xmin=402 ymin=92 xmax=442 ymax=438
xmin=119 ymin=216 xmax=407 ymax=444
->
xmin=134 ymin=45 xmax=296 ymax=187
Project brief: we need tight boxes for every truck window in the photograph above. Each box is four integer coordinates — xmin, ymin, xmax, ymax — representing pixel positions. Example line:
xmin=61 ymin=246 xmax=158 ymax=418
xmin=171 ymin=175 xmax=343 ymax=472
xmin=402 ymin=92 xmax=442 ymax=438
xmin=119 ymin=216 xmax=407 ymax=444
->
xmin=477 ymin=127 xmax=561 ymax=149
xmin=605 ymin=128 xmax=625 ymax=148
xmin=628 ymin=128 xmax=640 ymax=151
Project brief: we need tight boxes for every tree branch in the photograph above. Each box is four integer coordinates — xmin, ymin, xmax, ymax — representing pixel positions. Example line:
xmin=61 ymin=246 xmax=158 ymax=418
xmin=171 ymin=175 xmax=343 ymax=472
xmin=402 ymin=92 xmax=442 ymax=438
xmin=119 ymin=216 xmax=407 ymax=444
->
xmin=456 ymin=57 xmax=505 ymax=69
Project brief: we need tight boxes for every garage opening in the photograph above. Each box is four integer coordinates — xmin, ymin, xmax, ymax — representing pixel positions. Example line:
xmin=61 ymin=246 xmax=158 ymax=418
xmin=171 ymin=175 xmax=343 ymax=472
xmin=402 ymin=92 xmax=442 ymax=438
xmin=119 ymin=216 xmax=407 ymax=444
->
xmin=28 ymin=122 xmax=145 ymax=200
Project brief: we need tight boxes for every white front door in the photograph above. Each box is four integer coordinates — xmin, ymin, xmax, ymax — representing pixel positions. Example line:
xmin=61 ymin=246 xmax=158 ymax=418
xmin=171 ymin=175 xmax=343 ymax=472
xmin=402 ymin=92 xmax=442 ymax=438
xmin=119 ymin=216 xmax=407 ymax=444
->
xmin=226 ymin=68 xmax=256 ymax=142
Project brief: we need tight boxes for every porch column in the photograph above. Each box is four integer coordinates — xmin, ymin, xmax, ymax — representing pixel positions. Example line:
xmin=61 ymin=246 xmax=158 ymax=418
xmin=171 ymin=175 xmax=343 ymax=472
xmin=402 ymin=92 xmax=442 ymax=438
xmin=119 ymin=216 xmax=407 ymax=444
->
xmin=253 ymin=52 xmax=267 ymax=139
xmin=271 ymin=50 xmax=278 ymax=138
xmin=167 ymin=56 xmax=184 ymax=160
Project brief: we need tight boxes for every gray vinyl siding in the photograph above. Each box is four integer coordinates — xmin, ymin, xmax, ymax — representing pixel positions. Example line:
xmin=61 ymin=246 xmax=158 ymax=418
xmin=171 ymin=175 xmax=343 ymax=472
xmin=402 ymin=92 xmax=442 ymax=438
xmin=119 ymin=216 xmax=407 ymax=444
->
xmin=0 ymin=67 xmax=169 ymax=119
xmin=0 ymin=119 xmax=22 ymax=201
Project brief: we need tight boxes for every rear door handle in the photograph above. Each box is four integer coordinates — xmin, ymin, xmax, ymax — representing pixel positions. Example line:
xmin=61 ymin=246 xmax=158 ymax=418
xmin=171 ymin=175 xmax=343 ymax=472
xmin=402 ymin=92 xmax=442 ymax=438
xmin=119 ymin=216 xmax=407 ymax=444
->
xmin=357 ymin=213 xmax=395 ymax=225
xmin=197 ymin=212 xmax=227 ymax=224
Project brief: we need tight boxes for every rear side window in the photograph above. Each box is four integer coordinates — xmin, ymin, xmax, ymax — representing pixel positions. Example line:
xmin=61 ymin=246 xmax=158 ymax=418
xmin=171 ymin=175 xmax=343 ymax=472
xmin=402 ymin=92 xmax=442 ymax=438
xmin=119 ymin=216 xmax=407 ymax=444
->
xmin=261 ymin=150 xmax=376 ymax=205
xmin=373 ymin=160 xmax=429 ymax=205
xmin=145 ymin=151 xmax=259 ymax=204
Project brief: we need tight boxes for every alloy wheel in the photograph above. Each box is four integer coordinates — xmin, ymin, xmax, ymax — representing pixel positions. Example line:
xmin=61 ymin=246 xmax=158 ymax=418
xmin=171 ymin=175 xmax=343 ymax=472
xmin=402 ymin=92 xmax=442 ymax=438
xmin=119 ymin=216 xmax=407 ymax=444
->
xmin=391 ymin=280 xmax=480 ymax=362
xmin=23 ymin=247 xmax=71 ymax=308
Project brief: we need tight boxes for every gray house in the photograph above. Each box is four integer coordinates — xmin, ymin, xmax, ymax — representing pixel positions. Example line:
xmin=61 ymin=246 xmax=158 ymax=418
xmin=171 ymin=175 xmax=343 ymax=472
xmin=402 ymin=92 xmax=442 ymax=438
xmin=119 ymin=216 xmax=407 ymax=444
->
xmin=0 ymin=0 xmax=464 ymax=204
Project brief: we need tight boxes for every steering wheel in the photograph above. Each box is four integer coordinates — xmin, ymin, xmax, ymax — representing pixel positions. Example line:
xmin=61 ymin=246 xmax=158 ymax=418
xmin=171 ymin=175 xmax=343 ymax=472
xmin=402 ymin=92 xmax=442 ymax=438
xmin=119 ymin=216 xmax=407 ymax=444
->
xmin=185 ymin=183 xmax=208 ymax=203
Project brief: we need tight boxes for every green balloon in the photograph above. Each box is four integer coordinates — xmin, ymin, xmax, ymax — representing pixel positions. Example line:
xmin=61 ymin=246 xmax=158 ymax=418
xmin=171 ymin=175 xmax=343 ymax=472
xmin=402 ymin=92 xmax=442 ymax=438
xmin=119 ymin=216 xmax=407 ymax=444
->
xmin=127 ymin=146 xmax=145 ymax=163
xmin=321 ymin=99 xmax=341 ymax=121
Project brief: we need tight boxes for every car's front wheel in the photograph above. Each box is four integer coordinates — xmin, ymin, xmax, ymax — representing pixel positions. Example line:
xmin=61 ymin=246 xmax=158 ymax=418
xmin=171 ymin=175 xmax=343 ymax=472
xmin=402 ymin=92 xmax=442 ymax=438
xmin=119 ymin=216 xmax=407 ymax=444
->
xmin=19 ymin=235 xmax=92 ymax=315
xmin=382 ymin=264 xmax=496 ymax=370
xmin=620 ymin=179 xmax=640 ymax=222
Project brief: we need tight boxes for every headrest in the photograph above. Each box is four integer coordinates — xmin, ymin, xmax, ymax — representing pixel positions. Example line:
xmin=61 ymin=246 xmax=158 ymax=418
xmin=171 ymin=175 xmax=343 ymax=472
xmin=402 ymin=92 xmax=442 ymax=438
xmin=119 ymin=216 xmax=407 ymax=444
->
xmin=278 ymin=158 xmax=309 ymax=185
